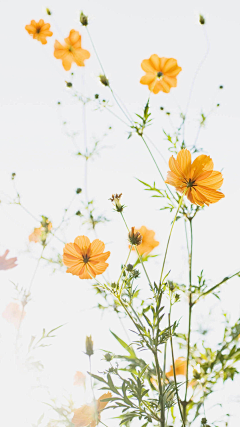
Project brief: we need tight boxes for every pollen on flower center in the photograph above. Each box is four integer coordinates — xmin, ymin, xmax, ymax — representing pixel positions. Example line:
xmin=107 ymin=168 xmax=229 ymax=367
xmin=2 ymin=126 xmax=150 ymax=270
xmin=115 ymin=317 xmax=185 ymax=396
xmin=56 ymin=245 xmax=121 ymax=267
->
xmin=36 ymin=28 xmax=41 ymax=33
xmin=68 ymin=46 xmax=73 ymax=52
xmin=157 ymin=71 xmax=163 ymax=78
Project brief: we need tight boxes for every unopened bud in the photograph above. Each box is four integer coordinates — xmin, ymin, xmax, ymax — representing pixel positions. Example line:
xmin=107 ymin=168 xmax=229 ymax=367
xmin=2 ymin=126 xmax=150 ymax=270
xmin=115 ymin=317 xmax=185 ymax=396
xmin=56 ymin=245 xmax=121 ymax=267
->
xmin=85 ymin=335 xmax=94 ymax=356
xmin=99 ymin=75 xmax=109 ymax=87
xmin=126 ymin=264 xmax=133 ymax=271
xmin=109 ymin=193 xmax=123 ymax=212
xmin=46 ymin=8 xmax=52 ymax=15
xmin=104 ymin=352 xmax=113 ymax=362
xmin=199 ymin=15 xmax=205 ymax=25
xmin=65 ymin=81 xmax=72 ymax=88
xmin=76 ymin=188 xmax=82 ymax=194
xmin=80 ymin=11 xmax=88 ymax=26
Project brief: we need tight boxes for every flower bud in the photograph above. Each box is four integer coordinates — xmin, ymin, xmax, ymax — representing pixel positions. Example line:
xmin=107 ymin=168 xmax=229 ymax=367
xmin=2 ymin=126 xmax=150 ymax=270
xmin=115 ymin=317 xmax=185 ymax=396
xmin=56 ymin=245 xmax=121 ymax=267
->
xmin=95 ymin=94 xmax=99 ymax=99
xmin=99 ymin=75 xmax=109 ymax=87
xmin=201 ymin=418 xmax=207 ymax=425
xmin=11 ymin=172 xmax=16 ymax=180
xmin=80 ymin=11 xmax=88 ymax=26
xmin=65 ymin=81 xmax=72 ymax=88
xmin=128 ymin=227 xmax=143 ymax=246
xmin=126 ymin=264 xmax=133 ymax=271
xmin=85 ymin=335 xmax=94 ymax=356
xmin=104 ymin=352 xmax=113 ymax=362
xmin=109 ymin=193 xmax=123 ymax=212
xmin=76 ymin=210 xmax=82 ymax=216
xmin=76 ymin=188 xmax=82 ymax=194
xmin=46 ymin=8 xmax=51 ymax=15
xmin=199 ymin=14 xmax=205 ymax=25
xmin=168 ymin=281 xmax=174 ymax=291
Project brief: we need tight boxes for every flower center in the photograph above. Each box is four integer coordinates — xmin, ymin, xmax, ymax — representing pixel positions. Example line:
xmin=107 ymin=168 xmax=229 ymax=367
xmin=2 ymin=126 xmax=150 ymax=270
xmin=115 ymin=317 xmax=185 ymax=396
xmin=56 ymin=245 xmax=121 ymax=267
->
xmin=157 ymin=71 xmax=163 ymax=79
xmin=36 ymin=27 xmax=41 ymax=34
xmin=82 ymin=254 xmax=90 ymax=264
xmin=68 ymin=46 xmax=73 ymax=52
xmin=187 ymin=179 xmax=195 ymax=188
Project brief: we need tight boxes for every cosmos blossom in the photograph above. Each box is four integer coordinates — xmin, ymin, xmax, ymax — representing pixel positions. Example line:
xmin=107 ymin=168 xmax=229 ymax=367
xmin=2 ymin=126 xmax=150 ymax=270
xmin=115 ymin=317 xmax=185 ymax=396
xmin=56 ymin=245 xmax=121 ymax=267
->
xmin=63 ymin=236 xmax=110 ymax=279
xmin=165 ymin=149 xmax=225 ymax=206
xmin=72 ymin=392 xmax=112 ymax=427
xmin=25 ymin=19 xmax=53 ymax=44
xmin=140 ymin=54 xmax=182 ymax=94
xmin=131 ymin=226 xmax=159 ymax=256
xmin=54 ymin=30 xmax=90 ymax=71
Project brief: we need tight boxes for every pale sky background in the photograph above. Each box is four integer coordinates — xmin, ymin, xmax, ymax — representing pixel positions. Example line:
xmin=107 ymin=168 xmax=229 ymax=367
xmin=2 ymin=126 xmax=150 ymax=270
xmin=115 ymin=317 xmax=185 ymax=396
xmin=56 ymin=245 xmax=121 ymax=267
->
xmin=1 ymin=0 xmax=240 ymax=426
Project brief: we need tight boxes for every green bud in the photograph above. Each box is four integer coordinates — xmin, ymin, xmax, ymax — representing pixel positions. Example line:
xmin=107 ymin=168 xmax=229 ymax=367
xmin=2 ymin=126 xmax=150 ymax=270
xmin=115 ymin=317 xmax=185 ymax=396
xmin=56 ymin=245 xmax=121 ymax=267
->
xmin=65 ymin=81 xmax=72 ymax=88
xmin=76 ymin=188 xmax=82 ymax=194
xmin=80 ymin=11 xmax=88 ymax=26
xmin=95 ymin=94 xmax=99 ymax=99
xmin=199 ymin=15 xmax=205 ymax=25
xmin=104 ymin=353 xmax=113 ymax=362
xmin=76 ymin=210 xmax=82 ymax=216
xmin=85 ymin=335 xmax=94 ymax=356
xmin=126 ymin=264 xmax=133 ymax=272
xmin=46 ymin=8 xmax=52 ymax=15
xmin=99 ymin=75 xmax=109 ymax=87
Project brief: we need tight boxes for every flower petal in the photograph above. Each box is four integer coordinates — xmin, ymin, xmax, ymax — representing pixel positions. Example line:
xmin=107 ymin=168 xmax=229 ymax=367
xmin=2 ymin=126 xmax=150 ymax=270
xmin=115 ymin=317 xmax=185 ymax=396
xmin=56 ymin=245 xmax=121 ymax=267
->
xmin=176 ymin=149 xmax=192 ymax=179
xmin=149 ymin=54 xmax=161 ymax=71
xmin=140 ymin=73 xmax=156 ymax=85
xmin=191 ymin=155 xmax=214 ymax=181
xmin=141 ymin=59 xmax=156 ymax=73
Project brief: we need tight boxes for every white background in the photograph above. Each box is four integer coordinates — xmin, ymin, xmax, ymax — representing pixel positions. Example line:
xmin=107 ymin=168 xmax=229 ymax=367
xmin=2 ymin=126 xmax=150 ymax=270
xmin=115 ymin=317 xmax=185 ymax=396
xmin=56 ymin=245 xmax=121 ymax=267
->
xmin=0 ymin=0 xmax=240 ymax=426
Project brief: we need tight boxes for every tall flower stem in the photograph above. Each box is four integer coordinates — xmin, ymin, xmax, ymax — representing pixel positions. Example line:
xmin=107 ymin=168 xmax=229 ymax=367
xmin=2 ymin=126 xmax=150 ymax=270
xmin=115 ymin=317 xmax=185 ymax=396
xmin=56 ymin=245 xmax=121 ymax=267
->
xmin=183 ymin=218 xmax=193 ymax=423
xmin=159 ymin=191 xmax=186 ymax=286
xmin=153 ymin=350 xmax=165 ymax=427
xmin=168 ymin=311 xmax=185 ymax=426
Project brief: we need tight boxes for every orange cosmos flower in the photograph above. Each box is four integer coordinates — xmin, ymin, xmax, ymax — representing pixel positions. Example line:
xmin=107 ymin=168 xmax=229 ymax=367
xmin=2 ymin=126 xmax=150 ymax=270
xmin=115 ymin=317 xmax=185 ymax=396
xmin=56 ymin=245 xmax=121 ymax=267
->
xmin=0 ymin=250 xmax=17 ymax=270
xmin=131 ymin=226 xmax=159 ymax=256
xmin=54 ymin=30 xmax=90 ymax=71
xmin=63 ymin=236 xmax=110 ymax=280
xmin=166 ymin=357 xmax=187 ymax=378
xmin=2 ymin=302 xmax=26 ymax=328
xmin=140 ymin=54 xmax=182 ymax=94
xmin=25 ymin=19 xmax=53 ymax=44
xmin=73 ymin=371 xmax=86 ymax=387
xmin=29 ymin=227 xmax=42 ymax=243
xmin=72 ymin=392 xmax=112 ymax=427
xmin=165 ymin=149 xmax=225 ymax=207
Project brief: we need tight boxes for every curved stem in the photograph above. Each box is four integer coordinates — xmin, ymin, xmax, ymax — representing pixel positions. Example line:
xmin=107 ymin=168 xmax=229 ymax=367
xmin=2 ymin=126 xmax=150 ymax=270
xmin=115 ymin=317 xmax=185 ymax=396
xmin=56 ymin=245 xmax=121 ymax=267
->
xmin=159 ymin=191 xmax=186 ymax=285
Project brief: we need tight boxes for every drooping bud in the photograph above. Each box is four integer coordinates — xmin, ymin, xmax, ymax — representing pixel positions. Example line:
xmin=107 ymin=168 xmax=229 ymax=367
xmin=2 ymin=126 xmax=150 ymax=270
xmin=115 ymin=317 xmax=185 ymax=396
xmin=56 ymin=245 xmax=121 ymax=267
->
xmin=46 ymin=8 xmax=52 ymax=15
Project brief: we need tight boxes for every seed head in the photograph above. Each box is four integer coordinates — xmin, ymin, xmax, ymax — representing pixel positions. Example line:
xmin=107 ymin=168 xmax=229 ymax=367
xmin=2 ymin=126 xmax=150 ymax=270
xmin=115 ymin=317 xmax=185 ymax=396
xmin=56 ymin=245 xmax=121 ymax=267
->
xmin=128 ymin=227 xmax=143 ymax=246
xmin=80 ymin=11 xmax=88 ymax=26
xmin=99 ymin=75 xmax=109 ymax=87
xmin=109 ymin=193 xmax=123 ymax=212
xmin=199 ymin=14 xmax=205 ymax=25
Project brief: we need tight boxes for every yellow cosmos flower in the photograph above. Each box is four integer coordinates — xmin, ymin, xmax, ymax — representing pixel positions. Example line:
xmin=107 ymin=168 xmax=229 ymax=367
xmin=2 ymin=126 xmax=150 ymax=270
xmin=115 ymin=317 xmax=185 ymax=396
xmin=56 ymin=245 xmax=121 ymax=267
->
xmin=131 ymin=226 xmax=159 ymax=256
xmin=72 ymin=392 xmax=112 ymax=427
xmin=140 ymin=54 xmax=182 ymax=94
xmin=25 ymin=19 xmax=53 ymax=44
xmin=166 ymin=357 xmax=187 ymax=377
xmin=63 ymin=236 xmax=110 ymax=280
xmin=54 ymin=29 xmax=90 ymax=71
xmin=165 ymin=149 xmax=225 ymax=206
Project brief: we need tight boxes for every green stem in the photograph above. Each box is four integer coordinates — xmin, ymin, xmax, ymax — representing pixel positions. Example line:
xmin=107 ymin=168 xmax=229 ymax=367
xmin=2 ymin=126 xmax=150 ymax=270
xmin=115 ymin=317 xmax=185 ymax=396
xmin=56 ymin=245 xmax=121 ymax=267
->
xmin=168 ymin=312 xmax=185 ymax=426
xmin=118 ymin=246 xmax=132 ymax=293
xmin=193 ymin=271 xmax=240 ymax=305
xmin=140 ymin=135 xmax=177 ymax=202
xmin=159 ymin=191 xmax=186 ymax=286
xmin=153 ymin=350 xmax=165 ymax=427
xmin=183 ymin=219 xmax=193 ymax=423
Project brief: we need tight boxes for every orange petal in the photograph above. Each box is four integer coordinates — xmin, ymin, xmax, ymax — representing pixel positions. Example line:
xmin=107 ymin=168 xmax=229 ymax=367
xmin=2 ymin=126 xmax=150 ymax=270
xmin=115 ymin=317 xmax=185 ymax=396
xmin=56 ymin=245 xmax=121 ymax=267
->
xmin=97 ymin=392 xmax=112 ymax=412
xmin=88 ymin=261 xmax=109 ymax=275
xmin=163 ymin=75 xmax=177 ymax=88
xmin=140 ymin=73 xmax=156 ymax=85
xmin=191 ymin=155 xmax=214 ymax=181
xmin=89 ymin=239 xmax=105 ymax=255
xmin=72 ymin=405 xmax=95 ymax=426
xmin=141 ymin=59 xmax=156 ymax=73
xmin=66 ymin=262 xmax=85 ymax=276
xmin=69 ymin=29 xmax=81 ymax=45
xmin=176 ymin=149 xmax=192 ymax=179
xmin=163 ymin=58 xmax=182 ymax=76
xmin=63 ymin=242 xmax=80 ymax=258
xmin=152 ymin=81 xmax=163 ymax=94
xmin=149 ymin=54 xmax=161 ymax=71
xmin=196 ymin=170 xmax=223 ymax=189
xmin=74 ymin=236 xmax=91 ymax=254
xmin=195 ymin=186 xmax=225 ymax=204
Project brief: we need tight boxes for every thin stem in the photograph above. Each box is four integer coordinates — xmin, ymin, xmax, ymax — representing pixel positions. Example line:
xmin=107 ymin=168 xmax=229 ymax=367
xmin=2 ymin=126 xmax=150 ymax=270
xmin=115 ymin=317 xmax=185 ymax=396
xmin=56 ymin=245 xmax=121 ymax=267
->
xmin=118 ymin=246 xmax=132 ymax=292
xmin=153 ymin=350 xmax=165 ymax=427
xmin=168 ymin=312 xmax=185 ymax=426
xmin=140 ymin=135 xmax=177 ymax=202
xmin=193 ymin=271 xmax=240 ymax=305
xmin=159 ymin=191 xmax=186 ymax=286
xmin=183 ymin=219 xmax=193 ymax=423
xmin=86 ymin=27 xmax=132 ymax=125
xmin=89 ymin=355 xmax=95 ymax=400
